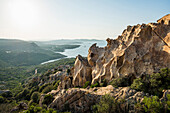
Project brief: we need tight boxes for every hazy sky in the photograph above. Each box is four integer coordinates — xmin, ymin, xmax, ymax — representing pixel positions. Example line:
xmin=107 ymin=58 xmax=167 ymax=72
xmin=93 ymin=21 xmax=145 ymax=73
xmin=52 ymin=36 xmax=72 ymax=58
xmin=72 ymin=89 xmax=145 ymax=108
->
xmin=0 ymin=0 xmax=169 ymax=41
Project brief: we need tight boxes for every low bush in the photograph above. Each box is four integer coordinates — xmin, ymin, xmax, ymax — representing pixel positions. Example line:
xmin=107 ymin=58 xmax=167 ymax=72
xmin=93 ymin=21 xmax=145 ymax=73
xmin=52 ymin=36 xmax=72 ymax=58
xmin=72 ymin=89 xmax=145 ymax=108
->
xmin=39 ymin=83 xmax=50 ymax=92
xmin=53 ymin=80 xmax=61 ymax=90
xmin=83 ymin=81 xmax=90 ymax=88
xmin=93 ymin=94 xmax=118 ymax=113
xmin=31 ymin=92 xmax=40 ymax=103
xmin=42 ymin=94 xmax=54 ymax=105
xmin=15 ymin=88 xmax=30 ymax=100
xmin=143 ymin=96 xmax=163 ymax=113
xmin=90 ymin=82 xmax=99 ymax=88
xmin=131 ymin=68 xmax=170 ymax=97
xmin=0 ymin=91 xmax=13 ymax=98
xmin=110 ymin=75 xmax=133 ymax=88
xmin=100 ymin=79 xmax=107 ymax=87
xmin=42 ymin=85 xmax=53 ymax=94
xmin=0 ymin=96 xmax=5 ymax=103
xmin=165 ymin=94 xmax=170 ymax=112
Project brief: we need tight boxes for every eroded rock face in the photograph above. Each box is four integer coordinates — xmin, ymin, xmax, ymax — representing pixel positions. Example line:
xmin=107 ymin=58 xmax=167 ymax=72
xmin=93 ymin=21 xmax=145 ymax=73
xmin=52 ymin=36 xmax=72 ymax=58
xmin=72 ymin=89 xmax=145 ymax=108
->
xmin=71 ymin=55 xmax=92 ymax=87
xmin=86 ymin=15 xmax=170 ymax=84
xmin=59 ymin=14 xmax=170 ymax=89
xmin=157 ymin=14 xmax=170 ymax=25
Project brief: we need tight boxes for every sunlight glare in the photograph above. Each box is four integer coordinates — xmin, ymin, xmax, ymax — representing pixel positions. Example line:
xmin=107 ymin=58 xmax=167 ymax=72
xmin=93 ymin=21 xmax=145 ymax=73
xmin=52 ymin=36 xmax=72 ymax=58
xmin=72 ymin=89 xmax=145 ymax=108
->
xmin=8 ymin=0 xmax=40 ymax=29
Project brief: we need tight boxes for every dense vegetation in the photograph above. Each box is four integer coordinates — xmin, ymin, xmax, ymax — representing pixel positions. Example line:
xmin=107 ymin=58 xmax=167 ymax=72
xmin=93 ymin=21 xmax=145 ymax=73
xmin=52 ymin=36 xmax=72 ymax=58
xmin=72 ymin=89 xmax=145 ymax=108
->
xmin=131 ymin=68 xmax=170 ymax=97
xmin=110 ymin=68 xmax=170 ymax=98
xmin=0 ymin=58 xmax=75 ymax=90
xmin=0 ymin=57 xmax=75 ymax=113
xmin=93 ymin=94 xmax=170 ymax=113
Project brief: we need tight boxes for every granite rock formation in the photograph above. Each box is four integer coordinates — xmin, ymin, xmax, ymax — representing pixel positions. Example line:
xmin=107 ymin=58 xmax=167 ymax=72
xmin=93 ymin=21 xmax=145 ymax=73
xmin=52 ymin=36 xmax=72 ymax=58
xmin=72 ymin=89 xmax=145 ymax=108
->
xmin=42 ymin=85 xmax=169 ymax=113
xmin=40 ymin=14 xmax=170 ymax=113
xmin=70 ymin=14 xmax=170 ymax=86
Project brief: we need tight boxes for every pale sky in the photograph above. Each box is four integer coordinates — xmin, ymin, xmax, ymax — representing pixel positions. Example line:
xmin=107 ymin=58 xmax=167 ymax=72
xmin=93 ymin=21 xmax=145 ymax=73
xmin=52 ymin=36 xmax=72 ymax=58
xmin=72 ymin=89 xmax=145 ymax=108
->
xmin=0 ymin=0 xmax=169 ymax=41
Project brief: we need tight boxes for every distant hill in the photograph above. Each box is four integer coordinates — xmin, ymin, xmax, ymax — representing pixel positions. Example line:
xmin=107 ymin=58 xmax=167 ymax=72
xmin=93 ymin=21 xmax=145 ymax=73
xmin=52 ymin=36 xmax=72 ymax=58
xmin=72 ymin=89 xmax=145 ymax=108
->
xmin=35 ymin=39 xmax=105 ymax=53
xmin=0 ymin=39 xmax=41 ymax=52
xmin=0 ymin=39 xmax=66 ymax=67
xmin=35 ymin=39 xmax=104 ymax=45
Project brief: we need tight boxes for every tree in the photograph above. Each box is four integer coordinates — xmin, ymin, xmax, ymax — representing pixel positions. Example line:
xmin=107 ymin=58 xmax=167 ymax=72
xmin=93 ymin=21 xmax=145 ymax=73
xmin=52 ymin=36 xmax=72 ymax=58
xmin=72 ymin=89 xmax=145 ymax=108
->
xmin=42 ymin=94 xmax=54 ymax=105
xmin=143 ymin=96 xmax=163 ymax=113
xmin=31 ymin=92 xmax=40 ymax=103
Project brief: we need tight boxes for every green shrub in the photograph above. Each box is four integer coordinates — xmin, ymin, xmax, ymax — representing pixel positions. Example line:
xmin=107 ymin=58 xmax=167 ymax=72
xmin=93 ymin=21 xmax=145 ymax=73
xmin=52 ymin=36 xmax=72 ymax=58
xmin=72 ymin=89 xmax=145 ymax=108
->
xmin=34 ymin=106 xmax=42 ymax=113
xmin=42 ymin=94 xmax=54 ymax=105
xmin=15 ymin=88 xmax=30 ymax=100
xmin=130 ymin=78 xmax=145 ymax=91
xmin=31 ymin=92 xmax=40 ymax=103
xmin=131 ymin=68 xmax=170 ymax=97
xmin=134 ymin=102 xmax=145 ymax=112
xmin=93 ymin=94 xmax=118 ymax=113
xmin=110 ymin=76 xmax=132 ymax=88
xmin=0 ymin=101 xmax=17 ymax=113
xmin=0 ymin=96 xmax=5 ymax=103
xmin=165 ymin=94 xmax=170 ymax=112
xmin=39 ymin=83 xmax=50 ymax=92
xmin=83 ymin=81 xmax=90 ymax=88
xmin=100 ymin=79 xmax=107 ymax=87
xmin=1 ymin=91 xmax=13 ymax=98
xmin=42 ymin=85 xmax=53 ymax=93
xmin=90 ymin=82 xmax=99 ymax=88
xmin=53 ymin=80 xmax=61 ymax=90
xmin=25 ymin=105 xmax=35 ymax=113
xmin=142 ymin=96 xmax=163 ymax=113
xmin=28 ymin=86 xmax=39 ymax=99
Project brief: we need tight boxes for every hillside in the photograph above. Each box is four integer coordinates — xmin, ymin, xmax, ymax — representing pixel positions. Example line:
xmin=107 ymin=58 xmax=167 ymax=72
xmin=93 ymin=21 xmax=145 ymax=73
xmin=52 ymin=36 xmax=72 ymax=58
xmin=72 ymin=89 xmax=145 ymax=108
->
xmin=0 ymin=58 xmax=75 ymax=90
xmin=0 ymin=39 xmax=66 ymax=67
xmin=0 ymin=39 xmax=41 ymax=52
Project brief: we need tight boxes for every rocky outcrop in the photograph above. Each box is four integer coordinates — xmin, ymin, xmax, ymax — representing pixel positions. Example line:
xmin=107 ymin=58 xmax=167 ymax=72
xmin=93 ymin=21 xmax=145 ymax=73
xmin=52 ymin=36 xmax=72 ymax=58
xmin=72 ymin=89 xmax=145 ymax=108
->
xmin=157 ymin=14 xmax=170 ymax=25
xmin=43 ymin=85 xmax=158 ymax=112
xmin=58 ymin=55 xmax=92 ymax=88
xmin=71 ymin=55 xmax=92 ymax=87
xmin=68 ymin=14 xmax=170 ymax=85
